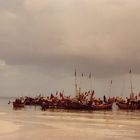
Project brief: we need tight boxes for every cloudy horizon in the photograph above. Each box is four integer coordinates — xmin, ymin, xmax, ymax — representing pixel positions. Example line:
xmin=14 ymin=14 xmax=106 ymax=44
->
xmin=0 ymin=0 xmax=140 ymax=97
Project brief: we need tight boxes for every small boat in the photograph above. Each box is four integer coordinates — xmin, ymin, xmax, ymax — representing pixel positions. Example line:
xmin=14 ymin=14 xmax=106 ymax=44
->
xmin=116 ymin=102 xmax=137 ymax=110
xmin=92 ymin=103 xmax=112 ymax=110
xmin=13 ymin=102 xmax=25 ymax=108
xmin=65 ymin=101 xmax=92 ymax=110
xmin=117 ymin=69 xmax=137 ymax=110
xmin=116 ymin=102 xmax=129 ymax=110
xmin=13 ymin=98 xmax=25 ymax=108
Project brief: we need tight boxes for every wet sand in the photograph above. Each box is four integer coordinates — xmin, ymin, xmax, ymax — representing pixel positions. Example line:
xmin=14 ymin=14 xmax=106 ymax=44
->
xmin=0 ymin=120 xmax=21 ymax=134
xmin=0 ymin=107 xmax=140 ymax=140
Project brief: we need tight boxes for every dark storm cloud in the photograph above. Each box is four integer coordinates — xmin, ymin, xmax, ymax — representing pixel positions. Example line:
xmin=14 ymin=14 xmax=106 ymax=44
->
xmin=1 ymin=0 xmax=140 ymax=96
xmin=1 ymin=0 xmax=140 ymax=77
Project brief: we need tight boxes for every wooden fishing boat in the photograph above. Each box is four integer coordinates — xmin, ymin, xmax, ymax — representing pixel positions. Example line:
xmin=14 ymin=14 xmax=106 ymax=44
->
xmin=116 ymin=69 xmax=137 ymax=110
xmin=116 ymin=102 xmax=137 ymax=110
xmin=65 ymin=101 xmax=93 ymax=110
xmin=13 ymin=102 xmax=25 ymax=108
xmin=13 ymin=98 xmax=25 ymax=108
xmin=92 ymin=103 xmax=112 ymax=110
xmin=116 ymin=102 xmax=130 ymax=109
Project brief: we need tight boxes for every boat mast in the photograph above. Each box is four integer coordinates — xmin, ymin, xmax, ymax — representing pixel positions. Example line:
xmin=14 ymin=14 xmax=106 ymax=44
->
xmin=129 ymin=69 xmax=133 ymax=94
xmin=74 ymin=69 xmax=78 ymax=97
xmin=109 ymin=80 xmax=112 ymax=97
xmin=129 ymin=68 xmax=135 ymax=100
xmin=89 ymin=73 xmax=92 ymax=92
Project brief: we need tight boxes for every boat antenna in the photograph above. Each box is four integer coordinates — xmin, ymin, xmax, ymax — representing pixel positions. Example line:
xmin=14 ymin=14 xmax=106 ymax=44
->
xmin=120 ymin=76 xmax=125 ymax=97
xmin=109 ymin=80 xmax=112 ymax=97
xmin=89 ymin=73 xmax=92 ymax=92
xmin=129 ymin=69 xmax=133 ymax=94
xmin=74 ymin=69 xmax=77 ymax=97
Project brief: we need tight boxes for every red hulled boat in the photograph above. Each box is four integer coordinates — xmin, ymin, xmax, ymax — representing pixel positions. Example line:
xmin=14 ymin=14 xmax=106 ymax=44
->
xmin=13 ymin=99 xmax=25 ymax=108
xmin=92 ymin=103 xmax=112 ymax=110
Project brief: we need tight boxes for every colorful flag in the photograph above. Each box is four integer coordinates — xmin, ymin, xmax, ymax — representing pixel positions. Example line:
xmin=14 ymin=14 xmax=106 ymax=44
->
xmin=59 ymin=92 xmax=63 ymax=98
xmin=50 ymin=93 xmax=54 ymax=99
xmin=91 ymin=90 xmax=95 ymax=96
xmin=90 ymin=90 xmax=95 ymax=99
xmin=88 ymin=90 xmax=90 ymax=94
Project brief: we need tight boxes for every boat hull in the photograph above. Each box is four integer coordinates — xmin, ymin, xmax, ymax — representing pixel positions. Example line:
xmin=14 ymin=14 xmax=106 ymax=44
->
xmin=92 ymin=103 xmax=112 ymax=110
xmin=116 ymin=102 xmax=137 ymax=110
xmin=65 ymin=102 xmax=93 ymax=110
xmin=13 ymin=102 xmax=25 ymax=108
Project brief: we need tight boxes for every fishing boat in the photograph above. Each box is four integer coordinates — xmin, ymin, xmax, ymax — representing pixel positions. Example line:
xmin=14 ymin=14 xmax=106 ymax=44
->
xmin=116 ymin=69 xmax=137 ymax=110
xmin=13 ymin=98 xmax=25 ymax=108
xmin=116 ymin=102 xmax=137 ymax=110
xmin=92 ymin=103 xmax=112 ymax=110
xmin=13 ymin=102 xmax=25 ymax=108
xmin=65 ymin=101 xmax=93 ymax=110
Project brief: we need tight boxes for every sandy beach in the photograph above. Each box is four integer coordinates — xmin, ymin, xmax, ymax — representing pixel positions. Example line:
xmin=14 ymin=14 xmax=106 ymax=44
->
xmin=0 ymin=120 xmax=21 ymax=134
xmin=0 ymin=105 xmax=140 ymax=140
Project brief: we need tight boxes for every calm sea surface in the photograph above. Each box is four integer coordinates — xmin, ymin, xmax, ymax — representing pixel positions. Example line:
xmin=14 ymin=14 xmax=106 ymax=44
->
xmin=0 ymin=97 xmax=140 ymax=140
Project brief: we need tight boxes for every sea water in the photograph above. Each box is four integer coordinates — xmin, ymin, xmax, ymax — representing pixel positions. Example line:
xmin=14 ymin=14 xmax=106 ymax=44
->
xmin=0 ymin=97 xmax=140 ymax=140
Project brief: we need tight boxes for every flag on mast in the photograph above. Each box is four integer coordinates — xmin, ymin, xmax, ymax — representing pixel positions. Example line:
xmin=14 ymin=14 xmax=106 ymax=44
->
xmin=90 ymin=90 xmax=95 ymax=100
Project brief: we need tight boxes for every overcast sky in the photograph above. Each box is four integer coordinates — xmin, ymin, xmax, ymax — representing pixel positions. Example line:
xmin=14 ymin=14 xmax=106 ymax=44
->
xmin=0 ymin=0 xmax=140 ymax=97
